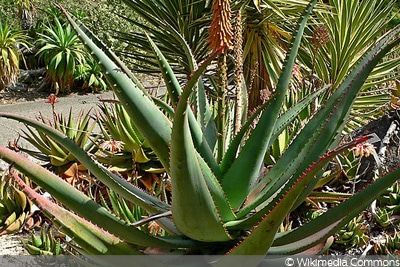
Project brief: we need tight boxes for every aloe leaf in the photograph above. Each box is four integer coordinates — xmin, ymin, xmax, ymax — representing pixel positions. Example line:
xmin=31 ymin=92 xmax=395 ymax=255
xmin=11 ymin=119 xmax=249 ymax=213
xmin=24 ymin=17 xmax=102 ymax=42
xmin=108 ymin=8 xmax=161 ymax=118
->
xmin=270 ymin=167 xmax=400 ymax=254
xmin=145 ymin=32 xmax=182 ymax=105
xmin=75 ymin=110 xmax=95 ymax=146
xmin=220 ymin=85 xmax=328 ymax=174
xmin=221 ymin=0 xmax=319 ymax=210
xmin=0 ymin=144 xmax=197 ymax=249
xmin=170 ymin=112 xmax=231 ymax=241
xmin=170 ymin=61 xmax=232 ymax=242
xmin=241 ymin=25 xmax=400 ymax=215
xmin=58 ymin=6 xmax=173 ymax=171
xmin=225 ymin=137 xmax=369 ymax=255
xmin=21 ymin=127 xmax=52 ymax=155
xmin=117 ymin=104 xmax=144 ymax=145
xmin=227 ymin=136 xmax=369 ymax=230
xmin=197 ymin=153 xmax=236 ymax=222
xmin=98 ymin=105 xmax=122 ymax=140
xmin=66 ymin=108 xmax=75 ymax=139
xmin=146 ymin=27 xmax=220 ymax=176
xmin=166 ymin=23 xmax=217 ymax=151
xmin=11 ymin=171 xmax=140 ymax=255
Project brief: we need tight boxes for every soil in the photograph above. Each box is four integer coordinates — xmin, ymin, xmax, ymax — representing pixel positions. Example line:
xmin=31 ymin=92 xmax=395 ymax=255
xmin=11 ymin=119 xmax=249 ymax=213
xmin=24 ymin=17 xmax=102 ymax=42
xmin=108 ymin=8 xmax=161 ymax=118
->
xmin=0 ymin=84 xmax=49 ymax=105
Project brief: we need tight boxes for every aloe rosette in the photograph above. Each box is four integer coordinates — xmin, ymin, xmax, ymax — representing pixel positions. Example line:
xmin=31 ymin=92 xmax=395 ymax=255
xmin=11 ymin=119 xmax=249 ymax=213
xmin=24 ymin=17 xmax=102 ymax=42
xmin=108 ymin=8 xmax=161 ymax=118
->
xmin=0 ymin=0 xmax=399 ymax=261
xmin=0 ymin=172 xmax=32 ymax=236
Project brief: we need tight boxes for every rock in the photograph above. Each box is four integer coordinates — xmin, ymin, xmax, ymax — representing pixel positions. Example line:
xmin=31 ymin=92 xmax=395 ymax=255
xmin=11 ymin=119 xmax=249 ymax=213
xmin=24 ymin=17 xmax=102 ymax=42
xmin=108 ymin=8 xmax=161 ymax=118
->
xmin=351 ymin=109 xmax=400 ymax=187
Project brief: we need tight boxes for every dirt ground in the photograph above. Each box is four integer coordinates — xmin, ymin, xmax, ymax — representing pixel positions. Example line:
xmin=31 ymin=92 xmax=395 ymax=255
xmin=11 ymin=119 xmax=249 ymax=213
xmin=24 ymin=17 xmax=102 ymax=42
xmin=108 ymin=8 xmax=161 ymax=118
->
xmin=0 ymin=86 xmax=49 ymax=105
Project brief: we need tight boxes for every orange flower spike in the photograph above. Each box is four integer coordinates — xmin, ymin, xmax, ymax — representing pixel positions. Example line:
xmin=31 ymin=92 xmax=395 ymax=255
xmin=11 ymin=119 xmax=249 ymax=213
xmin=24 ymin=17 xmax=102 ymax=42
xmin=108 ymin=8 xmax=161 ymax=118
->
xmin=209 ymin=0 xmax=233 ymax=53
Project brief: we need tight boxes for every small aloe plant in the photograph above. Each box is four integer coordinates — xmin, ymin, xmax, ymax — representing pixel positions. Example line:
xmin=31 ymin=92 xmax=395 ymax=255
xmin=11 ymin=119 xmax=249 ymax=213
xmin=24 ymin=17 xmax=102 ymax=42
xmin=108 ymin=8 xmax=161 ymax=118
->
xmin=374 ymin=231 xmax=400 ymax=255
xmin=94 ymin=101 xmax=159 ymax=173
xmin=18 ymin=96 xmax=98 ymax=177
xmin=0 ymin=171 xmax=32 ymax=236
xmin=22 ymin=224 xmax=65 ymax=255
xmin=378 ymin=181 xmax=400 ymax=214
xmin=0 ymin=0 xmax=399 ymax=261
xmin=335 ymin=215 xmax=369 ymax=248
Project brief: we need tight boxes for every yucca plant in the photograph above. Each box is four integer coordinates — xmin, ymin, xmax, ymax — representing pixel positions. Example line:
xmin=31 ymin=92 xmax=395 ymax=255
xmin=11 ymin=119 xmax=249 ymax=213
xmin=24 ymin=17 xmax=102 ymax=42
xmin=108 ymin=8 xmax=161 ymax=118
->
xmin=0 ymin=1 xmax=399 ymax=262
xmin=36 ymin=17 xmax=87 ymax=94
xmin=0 ymin=20 xmax=29 ymax=90
xmin=303 ymin=0 xmax=400 ymax=131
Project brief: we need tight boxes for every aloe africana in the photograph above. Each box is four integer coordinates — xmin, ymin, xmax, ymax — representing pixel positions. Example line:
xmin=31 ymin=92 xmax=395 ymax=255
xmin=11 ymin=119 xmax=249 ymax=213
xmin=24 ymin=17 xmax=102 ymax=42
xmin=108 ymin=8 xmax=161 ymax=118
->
xmin=0 ymin=0 xmax=399 ymax=260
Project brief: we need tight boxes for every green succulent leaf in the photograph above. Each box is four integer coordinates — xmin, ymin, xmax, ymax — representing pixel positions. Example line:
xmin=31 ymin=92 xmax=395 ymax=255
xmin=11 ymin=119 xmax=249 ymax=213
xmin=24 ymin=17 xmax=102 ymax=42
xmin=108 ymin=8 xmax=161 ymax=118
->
xmin=270 ymin=167 xmax=400 ymax=254
xmin=0 ymin=144 xmax=198 ymax=249
xmin=170 ymin=53 xmax=233 ymax=241
xmin=221 ymin=0 xmax=318 ymax=210
xmin=13 ymin=172 xmax=139 ymax=255
xmin=58 ymin=6 xmax=173 ymax=171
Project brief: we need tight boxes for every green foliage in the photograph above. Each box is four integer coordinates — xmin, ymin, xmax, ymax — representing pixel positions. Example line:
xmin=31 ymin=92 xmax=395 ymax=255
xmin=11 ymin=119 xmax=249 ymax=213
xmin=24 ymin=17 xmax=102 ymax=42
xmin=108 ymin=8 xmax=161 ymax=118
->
xmin=375 ymin=207 xmax=394 ymax=228
xmin=0 ymin=20 xmax=29 ymax=90
xmin=0 ymin=0 xmax=399 ymax=261
xmin=36 ymin=18 xmax=87 ymax=94
xmin=22 ymin=224 xmax=65 ymax=255
xmin=385 ymin=231 xmax=400 ymax=253
xmin=304 ymin=0 xmax=400 ymax=131
xmin=374 ymin=231 xmax=400 ymax=255
xmin=95 ymin=101 xmax=162 ymax=173
xmin=0 ymin=171 xmax=32 ymax=235
xmin=335 ymin=215 xmax=369 ymax=248
xmin=19 ymin=104 xmax=98 ymax=175
xmin=113 ymin=0 xmax=211 ymax=75
xmin=16 ymin=0 xmax=36 ymax=30
xmin=75 ymin=56 xmax=107 ymax=92
xmin=378 ymin=181 xmax=400 ymax=214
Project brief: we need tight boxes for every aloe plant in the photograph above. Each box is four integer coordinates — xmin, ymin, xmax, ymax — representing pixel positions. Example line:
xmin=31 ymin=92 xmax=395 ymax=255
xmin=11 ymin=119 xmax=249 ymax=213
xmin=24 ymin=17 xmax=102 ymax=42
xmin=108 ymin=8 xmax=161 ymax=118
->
xmin=0 ymin=0 xmax=399 ymax=260
xmin=335 ymin=215 xmax=369 ymax=248
xmin=20 ymin=107 xmax=98 ymax=168
xmin=378 ymin=181 xmax=400 ymax=214
xmin=18 ymin=101 xmax=99 ymax=187
xmin=0 ymin=171 xmax=32 ymax=236
xmin=94 ymin=101 xmax=159 ymax=173
xmin=22 ymin=224 xmax=65 ymax=255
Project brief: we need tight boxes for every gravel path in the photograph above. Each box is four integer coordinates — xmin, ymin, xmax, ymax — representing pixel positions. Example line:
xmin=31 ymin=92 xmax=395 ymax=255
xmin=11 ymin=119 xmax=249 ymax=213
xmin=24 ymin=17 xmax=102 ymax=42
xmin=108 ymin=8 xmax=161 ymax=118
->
xmin=0 ymin=234 xmax=29 ymax=255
